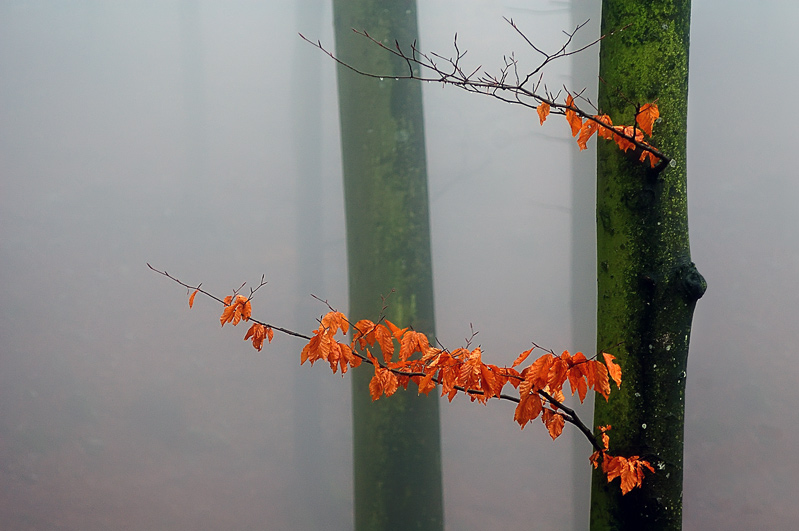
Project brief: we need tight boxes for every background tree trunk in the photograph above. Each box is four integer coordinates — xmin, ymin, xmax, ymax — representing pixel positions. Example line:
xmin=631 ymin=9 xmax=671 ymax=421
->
xmin=332 ymin=1 xmax=444 ymax=529
xmin=590 ymin=1 xmax=705 ymax=529
xmin=290 ymin=0 xmax=331 ymax=527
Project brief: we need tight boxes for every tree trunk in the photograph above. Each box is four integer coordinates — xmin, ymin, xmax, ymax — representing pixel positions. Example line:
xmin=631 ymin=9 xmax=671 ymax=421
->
xmin=332 ymin=1 xmax=444 ymax=530
xmin=591 ymin=1 xmax=705 ymax=530
xmin=290 ymin=1 xmax=333 ymax=528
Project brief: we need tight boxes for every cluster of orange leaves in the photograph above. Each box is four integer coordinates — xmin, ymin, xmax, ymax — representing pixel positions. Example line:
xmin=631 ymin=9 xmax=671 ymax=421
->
xmin=191 ymin=291 xmax=652 ymax=494
xmin=536 ymin=96 xmax=661 ymax=167
xmin=190 ymin=291 xmax=274 ymax=350
xmin=590 ymin=426 xmax=656 ymax=495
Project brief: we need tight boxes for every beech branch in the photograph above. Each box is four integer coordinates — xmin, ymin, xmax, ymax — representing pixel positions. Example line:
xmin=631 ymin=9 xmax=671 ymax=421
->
xmin=300 ymin=18 xmax=670 ymax=169
xmin=149 ymin=264 xmax=604 ymax=452
xmin=147 ymin=264 xmax=311 ymax=341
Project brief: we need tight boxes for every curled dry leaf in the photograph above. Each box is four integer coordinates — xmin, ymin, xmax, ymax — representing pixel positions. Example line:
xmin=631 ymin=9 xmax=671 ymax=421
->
xmin=537 ymin=102 xmax=550 ymax=125
xmin=244 ymin=323 xmax=267 ymax=351
xmin=565 ymin=94 xmax=582 ymax=137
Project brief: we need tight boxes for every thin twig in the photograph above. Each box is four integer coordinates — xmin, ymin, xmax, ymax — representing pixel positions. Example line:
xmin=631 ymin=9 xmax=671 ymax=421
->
xmin=300 ymin=19 xmax=670 ymax=169
xmin=148 ymin=263 xmax=311 ymax=340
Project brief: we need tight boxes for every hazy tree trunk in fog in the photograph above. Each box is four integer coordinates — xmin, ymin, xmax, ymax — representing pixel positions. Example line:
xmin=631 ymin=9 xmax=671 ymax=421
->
xmin=332 ymin=1 xmax=444 ymax=530
xmin=290 ymin=1 xmax=331 ymax=528
xmin=569 ymin=6 xmax=599 ymax=531
xmin=591 ymin=1 xmax=705 ymax=529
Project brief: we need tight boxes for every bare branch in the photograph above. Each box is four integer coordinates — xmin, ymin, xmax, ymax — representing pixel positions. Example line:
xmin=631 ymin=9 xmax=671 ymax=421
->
xmin=301 ymin=19 xmax=670 ymax=169
xmin=149 ymin=264 xmax=311 ymax=341
xmin=148 ymin=263 xmax=227 ymax=305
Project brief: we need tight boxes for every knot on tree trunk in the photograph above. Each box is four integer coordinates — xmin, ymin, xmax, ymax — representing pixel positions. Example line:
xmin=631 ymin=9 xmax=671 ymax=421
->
xmin=678 ymin=262 xmax=707 ymax=301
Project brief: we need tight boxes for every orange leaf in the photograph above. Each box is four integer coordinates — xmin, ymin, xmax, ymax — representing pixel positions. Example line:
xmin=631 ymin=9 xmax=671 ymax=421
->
xmin=547 ymin=354 xmax=569 ymax=394
xmin=570 ymin=351 xmax=588 ymax=368
xmin=395 ymin=366 xmax=413 ymax=391
xmin=598 ymin=425 xmax=611 ymax=451
xmin=369 ymin=372 xmax=383 ymax=401
xmin=604 ymin=455 xmax=654 ymax=495
xmin=636 ymin=103 xmax=659 ymax=136
xmin=220 ymin=304 xmax=236 ymax=327
xmin=420 ymin=346 xmax=443 ymax=366
xmin=189 ymin=289 xmax=198 ymax=308
xmin=484 ymin=363 xmax=507 ymax=398
xmin=374 ymin=324 xmax=395 ymax=363
xmin=567 ymin=368 xmax=588 ymax=403
xmin=543 ymin=409 xmax=565 ymax=440
xmin=537 ymin=102 xmax=550 ymax=125
xmin=301 ymin=327 xmax=334 ymax=366
xmin=244 ymin=323 xmax=266 ymax=351
xmin=384 ymin=319 xmax=408 ymax=341
xmin=327 ymin=341 xmax=342 ymax=373
xmin=345 ymin=345 xmax=361 ymax=370
xmin=577 ymin=120 xmax=598 ymax=150
xmin=565 ymin=94 xmax=582 ymax=137
xmin=566 ymin=351 xmax=589 ymax=402
xmin=518 ymin=370 xmax=535 ymax=399
xmin=514 ymin=393 xmax=543 ymax=427
xmin=589 ymin=450 xmax=603 ymax=469
xmin=399 ymin=331 xmax=430 ymax=362
xmin=369 ymin=365 xmax=398 ymax=400
xmin=602 ymin=352 xmax=622 ymax=389
xmin=528 ymin=353 xmax=554 ymax=390
xmin=458 ymin=348 xmax=483 ymax=397
xmin=328 ymin=340 xmax=357 ymax=375
xmin=321 ymin=311 xmax=348 ymax=335
xmin=592 ymin=360 xmax=611 ymax=400
xmin=546 ymin=386 xmax=565 ymax=405
xmin=417 ymin=368 xmax=438 ymax=396
xmin=439 ymin=363 xmax=459 ymax=402
xmin=639 ymin=149 xmax=659 ymax=168
xmin=512 ymin=347 xmax=534 ymax=368
xmin=301 ymin=330 xmax=322 ymax=365
xmin=611 ymin=127 xmax=633 ymax=152
xmin=476 ymin=354 xmax=502 ymax=401
xmin=242 ymin=298 xmax=252 ymax=321
xmin=612 ymin=125 xmax=645 ymax=153
xmin=352 ymin=319 xmax=375 ymax=349
xmin=221 ymin=294 xmax=251 ymax=326
xmin=353 ymin=319 xmax=375 ymax=335
xmin=596 ymin=114 xmax=614 ymax=139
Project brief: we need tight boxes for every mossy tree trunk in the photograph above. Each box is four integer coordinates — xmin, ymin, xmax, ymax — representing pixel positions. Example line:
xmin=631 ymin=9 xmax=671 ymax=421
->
xmin=333 ymin=1 xmax=444 ymax=530
xmin=590 ymin=1 xmax=705 ymax=529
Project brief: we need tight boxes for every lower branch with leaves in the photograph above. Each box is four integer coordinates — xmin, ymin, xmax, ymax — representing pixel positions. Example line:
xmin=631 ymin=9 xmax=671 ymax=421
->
xmin=149 ymin=263 xmax=654 ymax=495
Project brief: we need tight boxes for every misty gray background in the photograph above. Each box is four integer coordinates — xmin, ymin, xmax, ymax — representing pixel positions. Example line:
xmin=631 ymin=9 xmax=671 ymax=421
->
xmin=1 ymin=1 xmax=797 ymax=529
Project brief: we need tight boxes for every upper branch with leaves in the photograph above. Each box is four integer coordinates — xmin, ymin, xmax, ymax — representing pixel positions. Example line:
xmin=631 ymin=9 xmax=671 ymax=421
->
xmin=301 ymin=18 xmax=669 ymax=171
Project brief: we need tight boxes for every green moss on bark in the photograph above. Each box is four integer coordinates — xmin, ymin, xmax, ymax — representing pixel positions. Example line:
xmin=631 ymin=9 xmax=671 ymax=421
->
xmin=591 ymin=1 xmax=704 ymax=530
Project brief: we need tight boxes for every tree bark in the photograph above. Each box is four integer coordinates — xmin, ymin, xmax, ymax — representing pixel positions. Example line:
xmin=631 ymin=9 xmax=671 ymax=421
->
xmin=332 ymin=1 xmax=444 ymax=530
xmin=591 ymin=1 xmax=705 ymax=529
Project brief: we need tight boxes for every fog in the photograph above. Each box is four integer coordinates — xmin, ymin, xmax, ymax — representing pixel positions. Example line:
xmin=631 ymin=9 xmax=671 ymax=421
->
xmin=1 ymin=1 xmax=797 ymax=529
